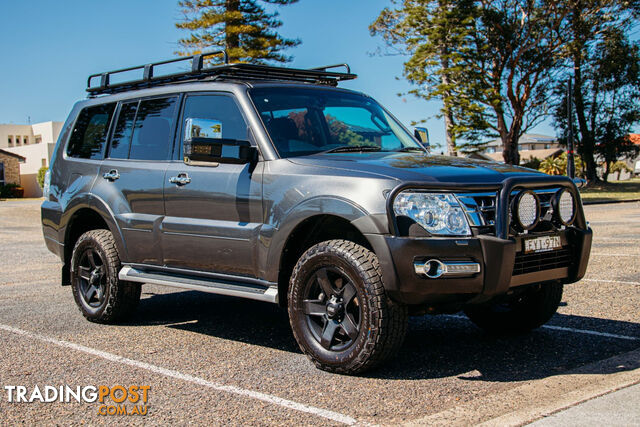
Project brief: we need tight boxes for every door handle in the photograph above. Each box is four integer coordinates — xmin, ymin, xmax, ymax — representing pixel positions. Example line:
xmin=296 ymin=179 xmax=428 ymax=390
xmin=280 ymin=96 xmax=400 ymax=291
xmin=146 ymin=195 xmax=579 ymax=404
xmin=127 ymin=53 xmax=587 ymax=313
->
xmin=103 ymin=169 xmax=120 ymax=181
xmin=169 ymin=173 xmax=191 ymax=186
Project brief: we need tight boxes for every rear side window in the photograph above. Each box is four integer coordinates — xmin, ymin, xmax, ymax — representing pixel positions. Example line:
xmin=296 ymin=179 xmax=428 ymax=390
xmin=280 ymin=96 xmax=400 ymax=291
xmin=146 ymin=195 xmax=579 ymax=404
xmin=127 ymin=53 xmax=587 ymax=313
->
xmin=109 ymin=101 xmax=137 ymax=159
xmin=130 ymin=97 xmax=178 ymax=160
xmin=66 ymin=103 xmax=116 ymax=159
xmin=108 ymin=97 xmax=178 ymax=160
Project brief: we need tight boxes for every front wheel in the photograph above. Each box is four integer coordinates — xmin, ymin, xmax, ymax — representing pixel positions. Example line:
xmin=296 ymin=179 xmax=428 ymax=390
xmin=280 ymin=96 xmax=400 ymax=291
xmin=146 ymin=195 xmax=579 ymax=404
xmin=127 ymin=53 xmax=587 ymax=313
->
xmin=288 ymin=240 xmax=408 ymax=375
xmin=70 ymin=229 xmax=140 ymax=323
xmin=464 ymin=282 xmax=563 ymax=334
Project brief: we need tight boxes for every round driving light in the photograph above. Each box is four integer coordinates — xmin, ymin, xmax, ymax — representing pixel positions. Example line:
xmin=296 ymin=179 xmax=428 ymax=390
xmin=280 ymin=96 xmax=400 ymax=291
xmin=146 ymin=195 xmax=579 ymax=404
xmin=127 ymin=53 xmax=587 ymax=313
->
xmin=513 ymin=190 xmax=539 ymax=230
xmin=553 ymin=189 xmax=576 ymax=225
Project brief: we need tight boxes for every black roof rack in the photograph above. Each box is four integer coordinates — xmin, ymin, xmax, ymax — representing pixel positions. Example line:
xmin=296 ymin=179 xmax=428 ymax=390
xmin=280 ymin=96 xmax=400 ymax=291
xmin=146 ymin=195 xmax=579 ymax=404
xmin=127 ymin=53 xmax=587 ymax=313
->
xmin=86 ymin=51 xmax=357 ymax=96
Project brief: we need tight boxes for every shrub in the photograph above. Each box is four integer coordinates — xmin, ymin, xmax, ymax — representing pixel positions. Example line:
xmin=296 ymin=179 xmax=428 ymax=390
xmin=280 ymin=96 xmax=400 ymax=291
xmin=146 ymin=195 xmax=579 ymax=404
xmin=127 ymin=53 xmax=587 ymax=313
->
xmin=0 ymin=183 xmax=21 ymax=198
xmin=37 ymin=166 xmax=48 ymax=189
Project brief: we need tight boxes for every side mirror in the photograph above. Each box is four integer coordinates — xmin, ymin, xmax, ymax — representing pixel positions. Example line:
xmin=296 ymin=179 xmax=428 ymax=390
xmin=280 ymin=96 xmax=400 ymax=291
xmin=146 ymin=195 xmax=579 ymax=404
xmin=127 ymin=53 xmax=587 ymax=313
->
xmin=414 ymin=127 xmax=430 ymax=150
xmin=184 ymin=118 xmax=257 ymax=166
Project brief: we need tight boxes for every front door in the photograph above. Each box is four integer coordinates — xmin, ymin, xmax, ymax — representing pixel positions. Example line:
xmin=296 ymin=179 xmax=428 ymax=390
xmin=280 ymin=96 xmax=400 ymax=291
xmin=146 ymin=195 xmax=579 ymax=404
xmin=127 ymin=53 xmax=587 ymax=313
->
xmin=95 ymin=95 xmax=179 ymax=265
xmin=162 ymin=93 xmax=263 ymax=277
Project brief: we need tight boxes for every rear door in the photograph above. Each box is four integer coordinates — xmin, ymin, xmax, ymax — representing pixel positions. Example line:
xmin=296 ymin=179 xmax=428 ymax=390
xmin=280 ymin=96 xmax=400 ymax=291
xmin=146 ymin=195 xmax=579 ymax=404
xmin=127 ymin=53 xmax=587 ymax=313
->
xmin=162 ymin=93 xmax=263 ymax=277
xmin=94 ymin=95 xmax=180 ymax=265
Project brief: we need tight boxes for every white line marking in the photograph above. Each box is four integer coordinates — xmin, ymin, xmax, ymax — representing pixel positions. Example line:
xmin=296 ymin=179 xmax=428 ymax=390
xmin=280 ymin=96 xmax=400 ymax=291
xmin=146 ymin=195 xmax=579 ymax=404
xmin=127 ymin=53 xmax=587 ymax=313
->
xmin=591 ymin=253 xmax=640 ymax=257
xmin=443 ymin=315 xmax=639 ymax=341
xmin=0 ymin=324 xmax=357 ymax=425
xmin=541 ymin=325 xmax=640 ymax=341
xmin=582 ymin=278 xmax=640 ymax=286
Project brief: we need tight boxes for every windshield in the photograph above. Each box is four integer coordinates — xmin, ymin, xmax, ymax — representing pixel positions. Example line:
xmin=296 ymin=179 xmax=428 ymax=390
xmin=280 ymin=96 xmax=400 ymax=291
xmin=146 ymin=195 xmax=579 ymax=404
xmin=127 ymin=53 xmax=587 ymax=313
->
xmin=249 ymin=87 xmax=422 ymax=158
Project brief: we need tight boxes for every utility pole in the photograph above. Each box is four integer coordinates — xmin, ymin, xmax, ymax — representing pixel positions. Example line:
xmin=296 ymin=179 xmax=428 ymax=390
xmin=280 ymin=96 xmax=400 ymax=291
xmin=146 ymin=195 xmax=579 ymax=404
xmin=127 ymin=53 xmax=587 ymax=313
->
xmin=566 ymin=79 xmax=575 ymax=179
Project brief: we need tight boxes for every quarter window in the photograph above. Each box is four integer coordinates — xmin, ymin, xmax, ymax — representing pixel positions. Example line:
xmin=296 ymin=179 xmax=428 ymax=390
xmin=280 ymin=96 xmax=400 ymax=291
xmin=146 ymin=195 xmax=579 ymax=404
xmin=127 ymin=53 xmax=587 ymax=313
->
xmin=67 ymin=103 xmax=117 ymax=159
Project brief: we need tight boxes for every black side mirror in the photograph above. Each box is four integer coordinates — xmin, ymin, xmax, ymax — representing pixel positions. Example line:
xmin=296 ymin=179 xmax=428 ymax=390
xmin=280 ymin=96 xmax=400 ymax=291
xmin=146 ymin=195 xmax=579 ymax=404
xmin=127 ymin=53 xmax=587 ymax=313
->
xmin=414 ymin=127 xmax=430 ymax=150
xmin=184 ymin=118 xmax=257 ymax=166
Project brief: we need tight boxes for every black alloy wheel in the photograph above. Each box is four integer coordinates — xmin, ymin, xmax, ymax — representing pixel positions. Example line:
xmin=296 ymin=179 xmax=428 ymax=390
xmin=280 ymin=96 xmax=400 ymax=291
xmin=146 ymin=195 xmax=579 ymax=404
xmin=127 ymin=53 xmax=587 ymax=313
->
xmin=76 ymin=248 xmax=108 ymax=309
xmin=302 ymin=266 xmax=361 ymax=351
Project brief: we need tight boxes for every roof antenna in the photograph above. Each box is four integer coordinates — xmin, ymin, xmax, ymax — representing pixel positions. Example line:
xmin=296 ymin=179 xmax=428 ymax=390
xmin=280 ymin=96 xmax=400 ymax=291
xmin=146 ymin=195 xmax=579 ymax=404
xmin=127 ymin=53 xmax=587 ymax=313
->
xmin=27 ymin=116 xmax=31 ymax=124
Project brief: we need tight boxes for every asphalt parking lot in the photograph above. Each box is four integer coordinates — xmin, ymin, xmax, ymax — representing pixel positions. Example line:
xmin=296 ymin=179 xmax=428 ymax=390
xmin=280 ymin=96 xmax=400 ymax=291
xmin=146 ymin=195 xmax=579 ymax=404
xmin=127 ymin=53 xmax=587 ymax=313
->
xmin=0 ymin=199 xmax=638 ymax=425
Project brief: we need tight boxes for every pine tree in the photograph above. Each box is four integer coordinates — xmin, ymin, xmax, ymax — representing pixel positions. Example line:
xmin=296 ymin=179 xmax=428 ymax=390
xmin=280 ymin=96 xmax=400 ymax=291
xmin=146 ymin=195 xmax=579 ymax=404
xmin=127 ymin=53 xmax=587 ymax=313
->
xmin=176 ymin=0 xmax=300 ymax=64
xmin=371 ymin=0 xmax=488 ymax=156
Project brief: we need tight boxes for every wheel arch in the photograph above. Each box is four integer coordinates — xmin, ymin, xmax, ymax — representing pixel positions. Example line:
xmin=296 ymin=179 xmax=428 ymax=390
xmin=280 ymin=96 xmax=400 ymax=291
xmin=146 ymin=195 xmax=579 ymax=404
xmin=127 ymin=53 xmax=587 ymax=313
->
xmin=61 ymin=196 xmax=127 ymax=285
xmin=267 ymin=198 xmax=383 ymax=306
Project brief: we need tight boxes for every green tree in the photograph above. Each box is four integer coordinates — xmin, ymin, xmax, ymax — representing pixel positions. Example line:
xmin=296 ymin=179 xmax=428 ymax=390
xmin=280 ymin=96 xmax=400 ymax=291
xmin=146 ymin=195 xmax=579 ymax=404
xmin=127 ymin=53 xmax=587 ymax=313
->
xmin=371 ymin=0 xmax=568 ymax=164
xmin=176 ymin=0 xmax=300 ymax=63
xmin=370 ymin=0 xmax=487 ymax=156
xmin=553 ymin=3 xmax=640 ymax=184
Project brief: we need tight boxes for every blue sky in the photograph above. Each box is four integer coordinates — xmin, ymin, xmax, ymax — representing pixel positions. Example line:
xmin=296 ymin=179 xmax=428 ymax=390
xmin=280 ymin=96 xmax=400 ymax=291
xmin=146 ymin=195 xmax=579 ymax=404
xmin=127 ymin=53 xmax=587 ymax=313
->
xmin=0 ymin=0 xmax=557 ymax=151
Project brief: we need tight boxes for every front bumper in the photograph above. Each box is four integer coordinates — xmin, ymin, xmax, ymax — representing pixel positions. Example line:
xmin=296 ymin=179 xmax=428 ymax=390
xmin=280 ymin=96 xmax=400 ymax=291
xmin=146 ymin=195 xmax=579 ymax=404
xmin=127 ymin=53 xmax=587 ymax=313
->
xmin=369 ymin=227 xmax=591 ymax=305
xmin=371 ymin=175 xmax=592 ymax=305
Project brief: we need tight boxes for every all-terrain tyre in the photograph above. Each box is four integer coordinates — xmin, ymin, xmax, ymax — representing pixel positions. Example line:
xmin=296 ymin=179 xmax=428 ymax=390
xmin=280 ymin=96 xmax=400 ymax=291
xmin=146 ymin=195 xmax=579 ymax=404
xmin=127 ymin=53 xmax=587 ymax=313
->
xmin=464 ymin=282 xmax=563 ymax=334
xmin=70 ymin=229 xmax=140 ymax=323
xmin=288 ymin=240 xmax=408 ymax=375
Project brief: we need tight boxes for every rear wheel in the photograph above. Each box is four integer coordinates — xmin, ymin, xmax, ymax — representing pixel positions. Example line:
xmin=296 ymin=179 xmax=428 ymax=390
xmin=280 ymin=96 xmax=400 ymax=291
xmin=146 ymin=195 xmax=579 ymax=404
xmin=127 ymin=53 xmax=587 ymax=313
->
xmin=288 ymin=240 xmax=408 ymax=375
xmin=70 ymin=229 xmax=140 ymax=323
xmin=464 ymin=282 xmax=563 ymax=334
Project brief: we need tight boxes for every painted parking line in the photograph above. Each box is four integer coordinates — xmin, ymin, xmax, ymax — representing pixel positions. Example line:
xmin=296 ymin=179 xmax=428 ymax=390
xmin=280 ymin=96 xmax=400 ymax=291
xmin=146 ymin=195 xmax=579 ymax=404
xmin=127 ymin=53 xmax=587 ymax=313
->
xmin=591 ymin=253 xmax=640 ymax=257
xmin=541 ymin=325 xmax=640 ymax=341
xmin=444 ymin=315 xmax=639 ymax=341
xmin=0 ymin=324 xmax=357 ymax=425
xmin=582 ymin=278 xmax=640 ymax=286
xmin=593 ymin=237 xmax=640 ymax=242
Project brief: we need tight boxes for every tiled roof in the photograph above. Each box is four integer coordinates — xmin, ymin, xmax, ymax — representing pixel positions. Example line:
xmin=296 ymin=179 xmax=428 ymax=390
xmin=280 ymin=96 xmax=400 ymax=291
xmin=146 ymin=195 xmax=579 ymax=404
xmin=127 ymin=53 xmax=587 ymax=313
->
xmin=628 ymin=134 xmax=640 ymax=145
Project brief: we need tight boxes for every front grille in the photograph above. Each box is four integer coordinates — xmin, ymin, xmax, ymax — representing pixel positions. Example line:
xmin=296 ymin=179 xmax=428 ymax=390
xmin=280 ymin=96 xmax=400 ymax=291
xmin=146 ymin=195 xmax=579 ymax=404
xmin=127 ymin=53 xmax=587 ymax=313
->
xmin=513 ymin=247 xmax=572 ymax=275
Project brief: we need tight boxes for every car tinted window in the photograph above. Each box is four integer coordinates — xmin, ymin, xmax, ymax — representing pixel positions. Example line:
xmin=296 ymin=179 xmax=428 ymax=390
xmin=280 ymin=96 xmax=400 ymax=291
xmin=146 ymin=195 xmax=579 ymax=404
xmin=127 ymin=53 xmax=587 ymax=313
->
xmin=109 ymin=101 xmax=138 ymax=159
xmin=129 ymin=97 xmax=178 ymax=161
xmin=67 ymin=103 xmax=116 ymax=159
xmin=181 ymin=95 xmax=247 ymax=152
xmin=250 ymin=87 xmax=419 ymax=158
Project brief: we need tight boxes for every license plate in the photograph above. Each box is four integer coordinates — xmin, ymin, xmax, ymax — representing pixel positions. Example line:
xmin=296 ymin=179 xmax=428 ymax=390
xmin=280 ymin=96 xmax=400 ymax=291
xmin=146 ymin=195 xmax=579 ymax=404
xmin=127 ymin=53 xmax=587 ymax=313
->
xmin=524 ymin=235 xmax=562 ymax=253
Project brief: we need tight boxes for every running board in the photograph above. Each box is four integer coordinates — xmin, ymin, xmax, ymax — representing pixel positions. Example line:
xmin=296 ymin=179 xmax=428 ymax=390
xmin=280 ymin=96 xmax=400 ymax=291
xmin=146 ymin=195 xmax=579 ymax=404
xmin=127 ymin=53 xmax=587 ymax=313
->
xmin=118 ymin=266 xmax=278 ymax=303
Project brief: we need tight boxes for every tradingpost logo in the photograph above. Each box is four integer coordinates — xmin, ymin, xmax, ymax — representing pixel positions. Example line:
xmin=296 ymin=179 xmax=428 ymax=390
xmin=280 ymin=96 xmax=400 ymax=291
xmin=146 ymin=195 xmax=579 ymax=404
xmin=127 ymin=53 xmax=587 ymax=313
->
xmin=3 ymin=385 xmax=150 ymax=416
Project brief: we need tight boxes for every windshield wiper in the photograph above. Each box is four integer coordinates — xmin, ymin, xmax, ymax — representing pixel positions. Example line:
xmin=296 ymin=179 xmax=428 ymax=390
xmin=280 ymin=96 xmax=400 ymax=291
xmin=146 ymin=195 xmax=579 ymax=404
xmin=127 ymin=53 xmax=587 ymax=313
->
xmin=395 ymin=146 xmax=426 ymax=152
xmin=322 ymin=145 xmax=383 ymax=154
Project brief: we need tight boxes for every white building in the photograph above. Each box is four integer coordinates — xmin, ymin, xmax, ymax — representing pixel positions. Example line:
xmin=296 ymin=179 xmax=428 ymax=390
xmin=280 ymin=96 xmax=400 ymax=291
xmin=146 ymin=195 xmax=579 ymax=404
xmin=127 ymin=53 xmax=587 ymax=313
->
xmin=483 ymin=133 xmax=560 ymax=154
xmin=0 ymin=121 xmax=63 ymax=197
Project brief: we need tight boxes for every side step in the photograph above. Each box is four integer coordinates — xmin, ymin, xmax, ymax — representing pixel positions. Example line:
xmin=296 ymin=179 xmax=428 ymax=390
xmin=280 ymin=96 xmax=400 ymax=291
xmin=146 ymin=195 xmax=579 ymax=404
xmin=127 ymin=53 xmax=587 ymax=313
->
xmin=118 ymin=266 xmax=278 ymax=303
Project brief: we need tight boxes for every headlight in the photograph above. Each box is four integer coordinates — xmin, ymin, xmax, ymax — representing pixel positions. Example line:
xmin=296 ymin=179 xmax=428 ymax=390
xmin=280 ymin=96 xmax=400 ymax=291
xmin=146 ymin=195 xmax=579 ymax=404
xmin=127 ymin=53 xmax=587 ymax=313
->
xmin=393 ymin=192 xmax=471 ymax=236
xmin=553 ymin=188 xmax=575 ymax=225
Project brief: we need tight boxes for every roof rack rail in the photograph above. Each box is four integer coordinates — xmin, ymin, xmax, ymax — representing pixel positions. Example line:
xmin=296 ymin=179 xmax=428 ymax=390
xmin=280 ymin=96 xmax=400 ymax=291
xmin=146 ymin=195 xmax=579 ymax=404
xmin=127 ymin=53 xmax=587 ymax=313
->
xmin=86 ymin=51 xmax=357 ymax=96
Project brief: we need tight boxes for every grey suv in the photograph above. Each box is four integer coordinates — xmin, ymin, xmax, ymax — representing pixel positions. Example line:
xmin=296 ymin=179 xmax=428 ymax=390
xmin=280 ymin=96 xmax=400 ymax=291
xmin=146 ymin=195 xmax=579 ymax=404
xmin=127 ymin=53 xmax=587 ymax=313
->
xmin=42 ymin=52 xmax=592 ymax=374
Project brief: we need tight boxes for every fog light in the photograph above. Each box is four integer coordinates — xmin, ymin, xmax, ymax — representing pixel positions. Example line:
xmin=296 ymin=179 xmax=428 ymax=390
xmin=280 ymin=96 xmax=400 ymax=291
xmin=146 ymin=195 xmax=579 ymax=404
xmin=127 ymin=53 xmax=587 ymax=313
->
xmin=414 ymin=260 xmax=480 ymax=278
xmin=553 ymin=188 xmax=576 ymax=225
xmin=513 ymin=190 xmax=539 ymax=230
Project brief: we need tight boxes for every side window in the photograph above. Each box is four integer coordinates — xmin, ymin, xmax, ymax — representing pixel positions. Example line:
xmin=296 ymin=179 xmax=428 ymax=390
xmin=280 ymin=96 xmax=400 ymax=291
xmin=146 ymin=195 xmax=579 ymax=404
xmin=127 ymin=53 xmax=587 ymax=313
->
xmin=109 ymin=101 xmax=138 ymax=159
xmin=0 ymin=162 xmax=4 ymax=185
xmin=66 ymin=103 xmax=116 ymax=159
xmin=181 ymin=95 xmax=248 ymax=154
xmin=129 ymin=97 xmax=178 ymax=160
